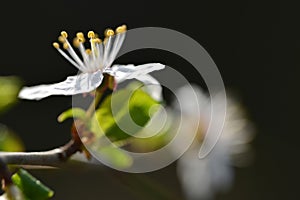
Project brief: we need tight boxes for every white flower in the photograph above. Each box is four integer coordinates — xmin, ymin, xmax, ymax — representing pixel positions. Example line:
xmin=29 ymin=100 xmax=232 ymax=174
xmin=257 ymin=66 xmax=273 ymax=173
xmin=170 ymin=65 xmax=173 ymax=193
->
xmin=175 ymin=85 xmax=254 ymax=200
xmin=18 ymin=25 xmax=164 ymax=101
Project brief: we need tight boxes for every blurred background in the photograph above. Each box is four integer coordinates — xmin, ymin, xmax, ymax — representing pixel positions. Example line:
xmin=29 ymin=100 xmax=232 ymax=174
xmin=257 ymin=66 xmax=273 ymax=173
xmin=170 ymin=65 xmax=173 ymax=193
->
xmin=0 ymin=0 xmax=299 ymax=199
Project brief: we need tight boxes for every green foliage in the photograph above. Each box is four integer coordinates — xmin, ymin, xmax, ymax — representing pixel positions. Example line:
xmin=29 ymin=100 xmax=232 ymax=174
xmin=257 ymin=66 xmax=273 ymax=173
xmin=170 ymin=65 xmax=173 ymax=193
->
xmin=98 ymin=146 xmax=133 ymax=168
xmin=91 ymin=86 xmax=159 ymax=141
xmin=0 ymin=125 xmax=24 ymax=152
xmin=11 ymin=169 xmax=54 ymax=200
xmin=0 ymin=76 xmax=21 ymax=114
xmin=87 ymin=83 xmax=161 ymax=168
xmin=0 ymin=77 xmax=24 ymax=152
xmin=57 ymin=107 xmax=86 ymax=123
xmin=0 ymin=77 xmax=53 ymax=199
xmin=58 ymin=82 xmax=163 ymax=169
xmin=125 ymin=105 xmax=172 ymax=152
xmin=128 ymin=130 xmax=169 ymax=153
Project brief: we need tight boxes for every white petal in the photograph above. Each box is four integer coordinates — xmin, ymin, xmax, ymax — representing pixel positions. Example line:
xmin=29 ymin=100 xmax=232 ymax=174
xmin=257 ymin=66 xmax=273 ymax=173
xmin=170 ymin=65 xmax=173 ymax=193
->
xmin=18 ymin=70 xmax=104 ymax=100
xmin=105 ymin=63 xmax=165 ymax=83
xmin=177 ymin=146 xmax=234 ymax=200
xmin=135 ymin=74 xmax=163 ymax=101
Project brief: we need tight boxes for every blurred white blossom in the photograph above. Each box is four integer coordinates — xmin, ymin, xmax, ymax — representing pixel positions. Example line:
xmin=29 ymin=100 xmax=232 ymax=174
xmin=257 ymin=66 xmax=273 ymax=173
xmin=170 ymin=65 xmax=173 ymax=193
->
xmin=175 ymin=84 xmax=254 ymax=200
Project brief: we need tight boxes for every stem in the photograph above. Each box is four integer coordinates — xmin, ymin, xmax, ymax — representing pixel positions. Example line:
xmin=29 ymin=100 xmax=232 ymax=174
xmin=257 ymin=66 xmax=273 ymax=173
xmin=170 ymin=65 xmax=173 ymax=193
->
xmin=0 ymin=76 xmax=113 ymax=184
xmin=85 ymin=74 xmax=115 ymax=117
xmin=0 ymin=139 xmax=81 ymax=167
xmin=86 ymin=91 xmax=102 ymax=117
xmin=0 ymin=87 xmax=104 ymax=168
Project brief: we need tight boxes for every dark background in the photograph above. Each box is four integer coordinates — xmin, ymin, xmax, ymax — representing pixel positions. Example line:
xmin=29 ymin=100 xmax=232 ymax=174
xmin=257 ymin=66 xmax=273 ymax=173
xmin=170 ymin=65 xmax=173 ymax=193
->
xmin=0 ymin=0 xmax=299 ymax=199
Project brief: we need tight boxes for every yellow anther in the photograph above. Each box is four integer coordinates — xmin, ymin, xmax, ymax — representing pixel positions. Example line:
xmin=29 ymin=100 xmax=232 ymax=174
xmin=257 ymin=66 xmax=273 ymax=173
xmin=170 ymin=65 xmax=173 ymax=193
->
xmin=63 ymin=42 xmax=69 ymax=50
xmin=88 ymin=31 xmax=95 ymax=38
xmin=104 ymin=28 xmax=114 ymax=37
xmin=58 ymin=36 xmax=66 ymax=43
xmin=73 ymin=38 xmax=81 ymax=48
xmin=116 ymin=25 xmax=127 ymax=34
xmin=78 ymin=37 xmax=85 ymax=43
xmin=76 ymin=32 xmax=84 ymax=39
xmin=53 ymin=42 xmax=60 ymax=49
xmin=85 ymin=49 xmax=92 ymax=54
xmin=92 ymin=38 xmax=102 ymax=44
xmin=61 ymin=31 xmax=68 ymax=38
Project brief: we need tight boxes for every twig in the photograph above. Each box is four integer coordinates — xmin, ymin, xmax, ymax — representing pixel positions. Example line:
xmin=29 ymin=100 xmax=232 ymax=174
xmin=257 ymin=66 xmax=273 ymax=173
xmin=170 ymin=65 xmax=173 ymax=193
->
xmin=0 ymin=139 xmax=81 ymax=167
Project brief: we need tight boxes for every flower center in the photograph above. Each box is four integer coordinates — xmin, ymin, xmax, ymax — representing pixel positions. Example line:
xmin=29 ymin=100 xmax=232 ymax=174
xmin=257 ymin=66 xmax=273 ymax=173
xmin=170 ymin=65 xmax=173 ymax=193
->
xmin=52 ymin=25 xmax=127 ymax=73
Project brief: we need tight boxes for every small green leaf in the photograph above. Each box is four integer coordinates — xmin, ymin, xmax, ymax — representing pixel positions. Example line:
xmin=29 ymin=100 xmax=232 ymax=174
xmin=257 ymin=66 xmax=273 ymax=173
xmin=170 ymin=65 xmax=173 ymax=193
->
xmin=0 ymin=76 xmax=21 ymax=114
xmin=99 ymin=146 xmax=133 ymax=168
xmin=92 ymin=86 xmax=159 ymax=141
xmin=57 ymin=108 xmax=86 ymax=122
xmin=11 ymin=169 xmax=54 ymax=200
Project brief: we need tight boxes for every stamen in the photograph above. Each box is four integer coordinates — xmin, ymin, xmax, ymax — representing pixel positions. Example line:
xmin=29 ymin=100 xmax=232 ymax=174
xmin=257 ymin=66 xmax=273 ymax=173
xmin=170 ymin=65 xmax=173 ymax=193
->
xmin=106 ymin=32 xmax=126 ymax=67
xmin=90 ymin=38 xmax=99 ymax=70
xmin=78 ymin=38 xmax=85 ymax=43
xmin=53 ymin=42 xmax=60 ymax=49
xmin=103 ymin=37 xmax=108 ymax=44
xmin=88 ymin=31 xmax=95 ymax=39
xmin=103 ymin=35 xmax=113 ymax=67
xmin=76 ymin=32 xmax=85 ymax=40
xmin=92 ymin=38 xmax=102 ymax=44
xmin=105 ymin=35 xmax=120 ymax=67
xmin=96 ymin=42 xmax=104 ymax=69
xmin=77 ymin=42 xmax=90 ymax=68
xmin=63 ymin=42 xmax=69 ymax=50
xmin=104 ymin=25 xmax=127 ymax=67
xmin=104 ymin=29 xmax=114 ymax=37
xmin=58 ymin=36 xmax=66 ymax=43
xmin=116 ymin=25 xmax=127 ymax=34
xmin=62 ymin=35 xmax=85 ymax=69
xmin=53 ymin=25 xmax=127 ymax=73
xmin=61 ymin=31 xmax=68 ymax=38
xmin=54 ymin=46 xmax=83 ymax=71
xmin=73 ymin=38 xmax=81 ymax=48
xmin=85 ymin=49 xmax=92 ymax=54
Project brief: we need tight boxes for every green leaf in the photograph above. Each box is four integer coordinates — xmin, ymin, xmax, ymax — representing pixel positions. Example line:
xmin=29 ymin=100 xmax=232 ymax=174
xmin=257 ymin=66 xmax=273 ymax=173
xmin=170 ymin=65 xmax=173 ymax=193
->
xmin=0 ymin=76 xmax=21 ymax=114
xmin=92 ymin=86 xmax=159 ymax=141
xmin=11 ymin=169 xmax=54 ymax=200
xmin=0 ymin=125 xmax=24 ymax=152
xmin=99 ymin=146 xmax=133 ymax=168
xmin=57 ymin=107 xmax=86 ymax=123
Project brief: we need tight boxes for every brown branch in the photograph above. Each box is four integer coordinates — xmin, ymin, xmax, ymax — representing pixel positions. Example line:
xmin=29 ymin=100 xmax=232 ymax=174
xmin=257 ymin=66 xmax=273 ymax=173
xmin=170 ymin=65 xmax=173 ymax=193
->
xmin=0 ymin=119 xmax=91 ymax=168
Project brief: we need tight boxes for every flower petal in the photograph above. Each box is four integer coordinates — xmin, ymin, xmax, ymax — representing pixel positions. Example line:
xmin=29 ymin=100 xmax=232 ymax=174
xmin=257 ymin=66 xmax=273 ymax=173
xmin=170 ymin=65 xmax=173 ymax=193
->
xmin=105 ymin=63 xmax=165 ymax=83
xmin=135 ymin=74 xmax=163 ymax=101
xmin=104 ymin=63 xmax=164 ymax=101
xmin=177 ymin=146 xmax=234 ymax=200
xmin=18 ymin=70 xmax=104 ymax=100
